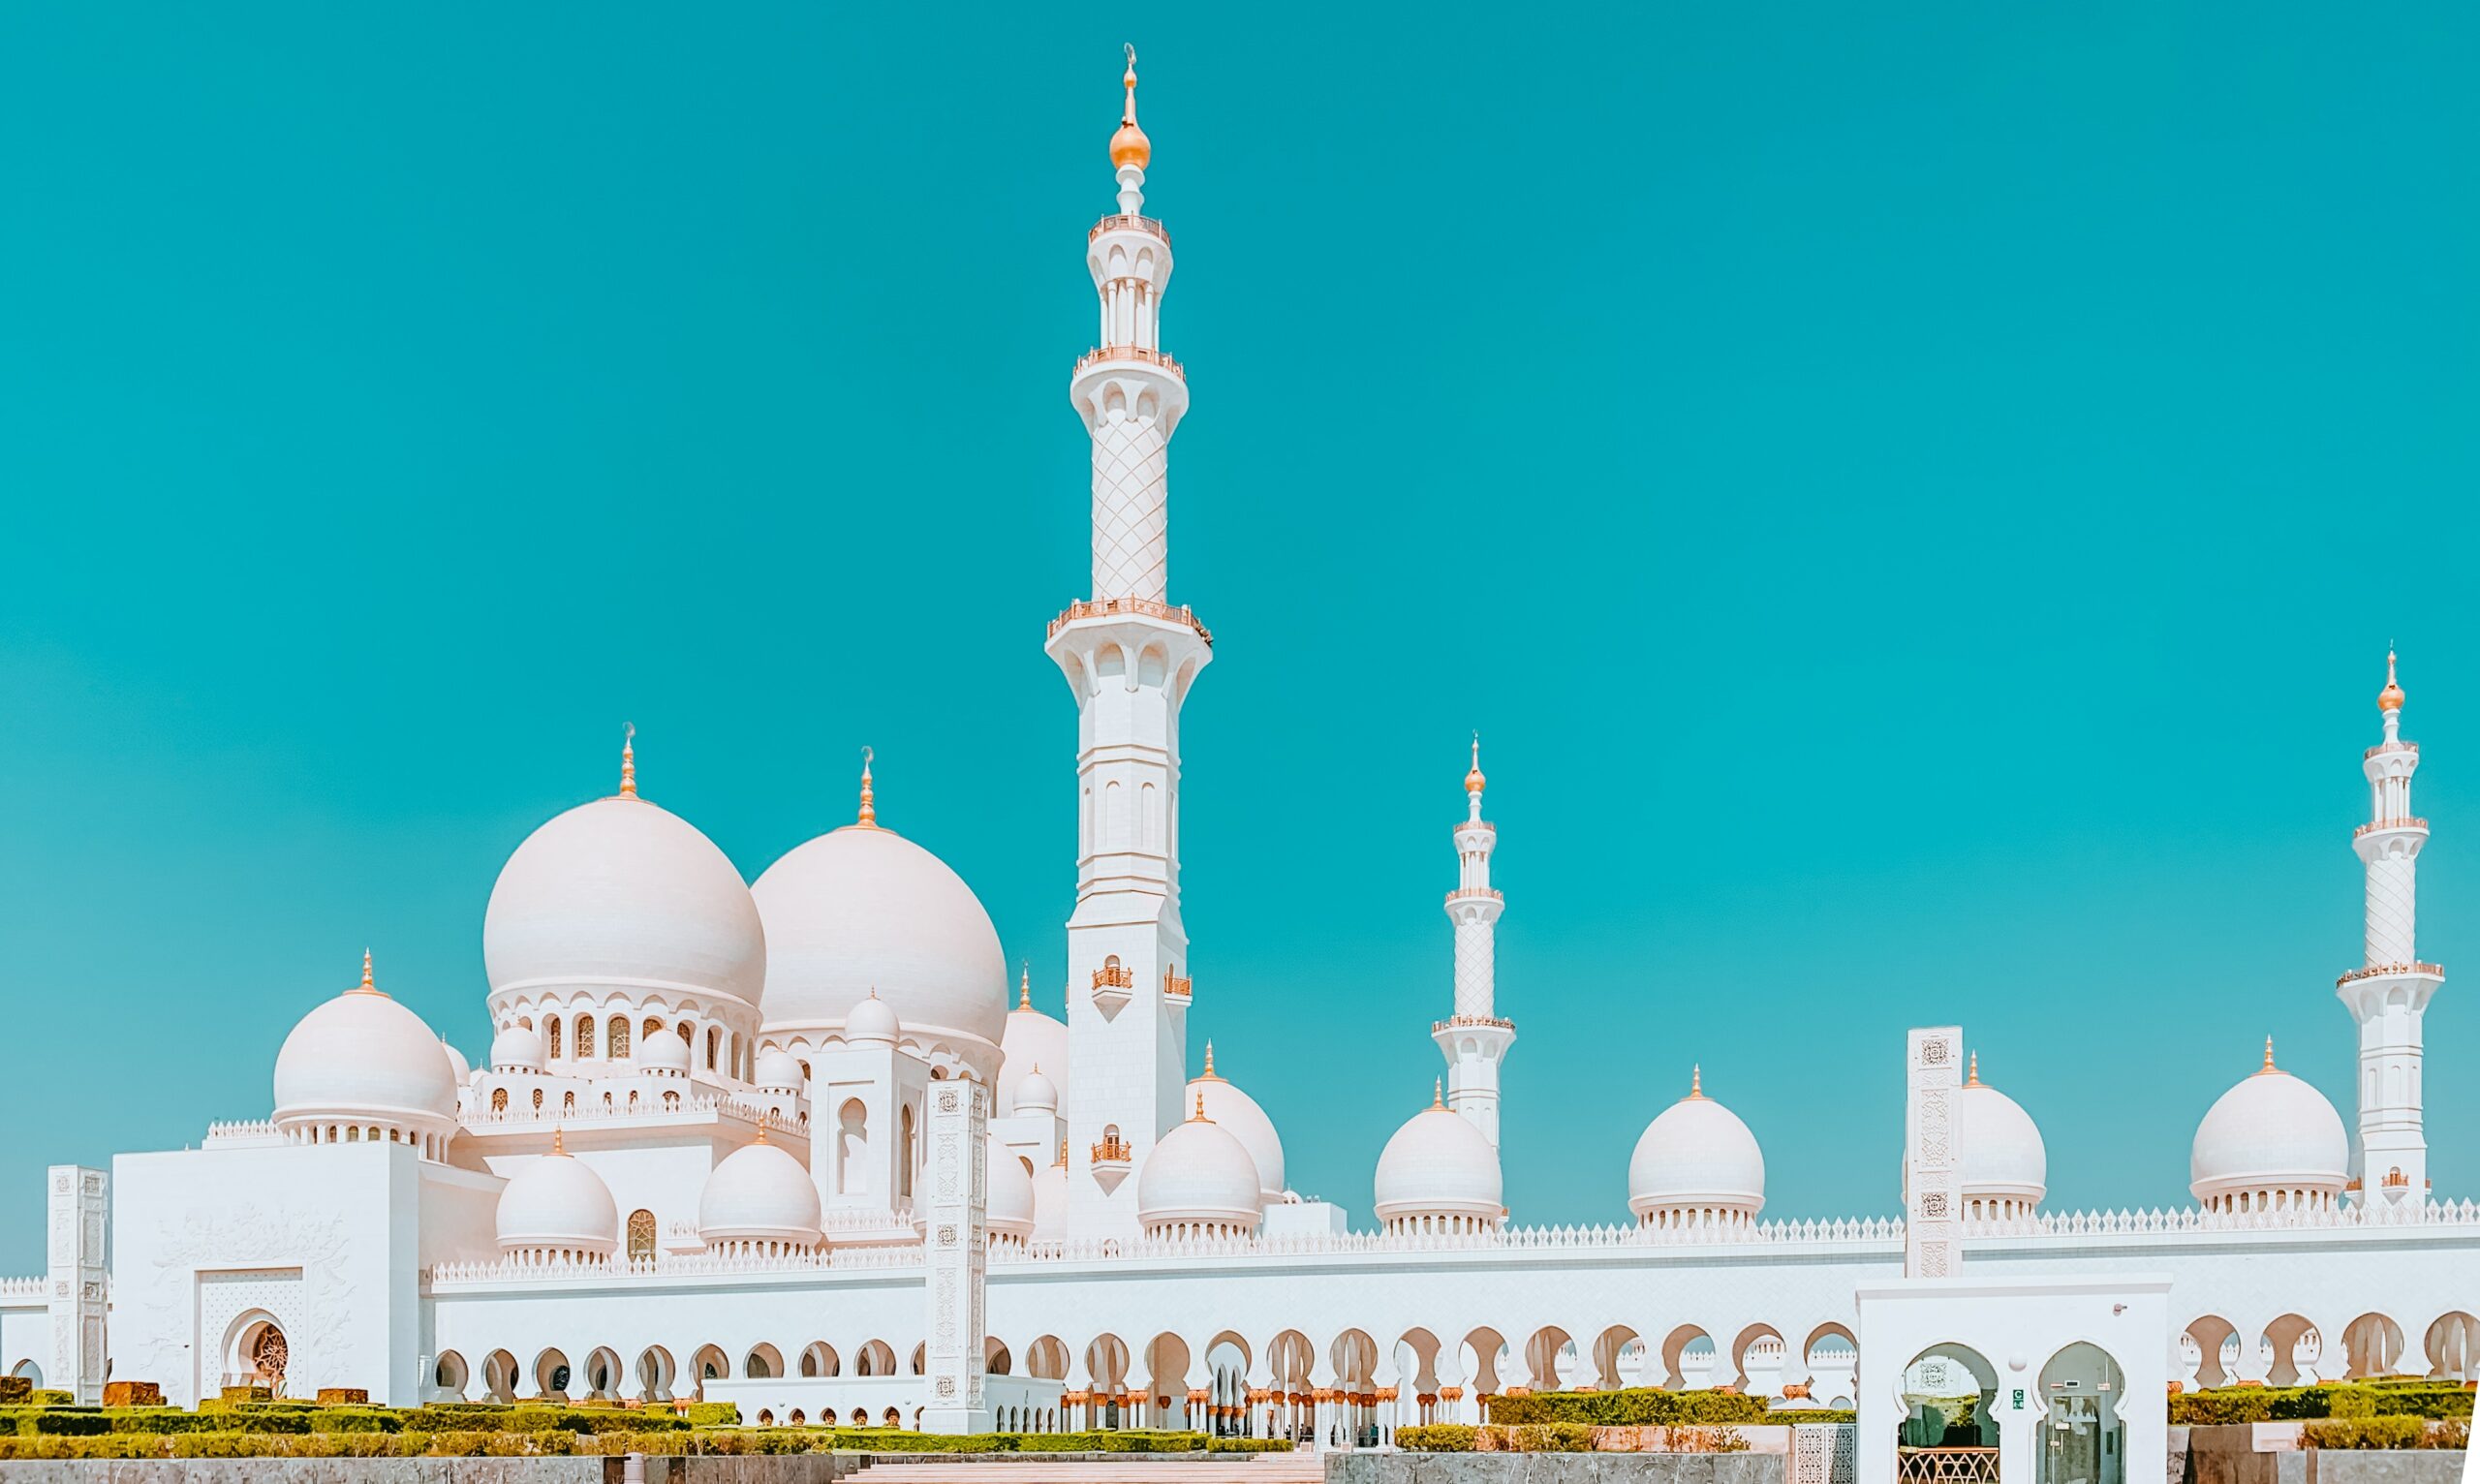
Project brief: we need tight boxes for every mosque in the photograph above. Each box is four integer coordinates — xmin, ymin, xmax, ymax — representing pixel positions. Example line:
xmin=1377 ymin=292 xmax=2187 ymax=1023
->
xmin=2 ymin=50 xmax=2474 ymax=1476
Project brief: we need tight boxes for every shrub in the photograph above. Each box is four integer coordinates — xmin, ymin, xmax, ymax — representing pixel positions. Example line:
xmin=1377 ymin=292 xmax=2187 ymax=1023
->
xmin=829 ymin=1427 xmax=1009 ymax=1453
xmin=314 ymin=1388 xmax=370 ymax=1406
xmin=1017 ymin=1429 xmax=1204 ymax=1452
xmin=0 ymin=1379 xmax=25 ymax=1405
xmin=30 ymin=1391 xmax=72 ymax=1407
xmin=1503 ymin=1423 xmax=1596 ymax=1452
xmin=1490 ymin=1388 xmax=1774 ymax=1428
xmin=218 ymin=1386 xmax=272 ymax=1404
xmin=24 ymin=1408 xmax=112 ymax=1436
xmin=681 ymin=1402 xmax=740 ymax=1427
xmin=1769 ymin=1408 xmax=1861 ymax=1426
xmin=1398 ymin=1423 xmax=1480 ymax=1451
xmin=1207 ymin=1436 xmax=1293 ymax=1452
xmin=2173 ymin=1383 xmax=2473 ymax=1426
xmin=102 ymin=1381 xmax=163 ymax=1407
xmin=2303 ymin=1418 xmax=2465 ymax=1450
xmin=108 ymin=1409 xmax=218 ymax=1435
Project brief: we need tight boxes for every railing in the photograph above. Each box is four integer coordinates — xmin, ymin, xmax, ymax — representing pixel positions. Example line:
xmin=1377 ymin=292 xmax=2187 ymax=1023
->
xmin=1434 ymin=1015 xmax=1515 ymax=1033
xmin=1049 ymin=597 xmax=1214 ymax=646
xmin=1092 ymin=965 xmax=1133 ymax=990
xmin=1089 ymin=213 xmax=1168 ymax=245
xmin=0 ymin=1277 xmax=46 ymax=1301
xmin=1445 ymin=888 xmax=1504 ymax=904
xmin=2366 ymin=741 xmax=2420 ymax=759
xmin=2353 ymin=817 xmax=2428 ymax=837
xmin=1162 ymin=972 xmax=1192 ymax=1000
xmin=1899 ymin=1449 xmax=2000 ymax=1484
xmin=456 ymin=1094 xmax=798 ymax=1133
xmin=1073 ymin=345 xmax=1186 ymax=382
xmin=2338 ymin=962 xmax=2445 ymax=986
xmin=1092 ymin=1134 xmax=1134 ymax=1163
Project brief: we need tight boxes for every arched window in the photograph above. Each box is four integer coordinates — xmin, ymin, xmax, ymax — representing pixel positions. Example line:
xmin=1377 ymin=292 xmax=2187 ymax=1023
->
xmin=531 ymin=1089 xmax=544 ymax=1111
xmin=548 ymin=1020 xmax=563 ymax=1060
xmin=837 ymin=1099 xmax=868 ymax=1195
xmin=677 ymin=1021 xmax=694 ymax=1046
xmin=608 ymin=1018 xmax=631 ymax=1059
xmin=576 ymin=1015 xmax=597 ymax=1059
xmin=706 ymin=1027 xmax=720 ymax=1070
xmin=563 ymin=1092 xmax=575 ymax=1113
xmin=900 ymin=1104 xmax=915 ymax=1200
xmin=627 ymin=1209 xmax=657 ymax=1262
xmin=663 ymin=1091 xmax=680 ymax=1110
xmin=491 ymin=1089 xmax=509 ymax=1113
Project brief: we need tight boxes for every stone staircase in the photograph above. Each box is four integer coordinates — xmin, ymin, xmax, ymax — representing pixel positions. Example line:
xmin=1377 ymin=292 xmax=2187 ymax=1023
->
xmin=838 ymin=1452 xmax=1327 ymax=1483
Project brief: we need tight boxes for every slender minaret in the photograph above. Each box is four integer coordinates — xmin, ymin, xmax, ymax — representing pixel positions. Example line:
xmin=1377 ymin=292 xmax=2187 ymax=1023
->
xmin=2339 ymin=650 xmax=2444 ymax=1205
xmin=1433 ymin=737 xmax=1514 ymax=1148
xmin=1047 ymin=47 xmax=1206 ymax=1239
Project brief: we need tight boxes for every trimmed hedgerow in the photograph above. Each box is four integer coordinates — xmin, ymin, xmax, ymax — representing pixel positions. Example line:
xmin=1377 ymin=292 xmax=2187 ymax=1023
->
xmin=1398 ymin=1424 xmax=1481 ymax=1451
xmin=1207 ymin=1436 xmax=1294 ymax=1452
xmin=1488 ymin=1388 xmax=1775 ymax=1427
xmin=2303 ymin=1418 xmax=2470 ymax=1451
xmin=1016 ymin=1429 xmax=1208 ymax=1452
xmin=2172 ymin=1383 xmax=2474 ymax=1426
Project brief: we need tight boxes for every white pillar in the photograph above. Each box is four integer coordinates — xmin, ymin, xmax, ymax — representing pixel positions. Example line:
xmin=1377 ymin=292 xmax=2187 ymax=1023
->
xmin=46 ymin=1165 xmax=107 ymax=1405
xmin=918 ymin=1080 xmax=992 ymax=1434
xmin=1904 ymin=1027 xmax=1965 ymax=1277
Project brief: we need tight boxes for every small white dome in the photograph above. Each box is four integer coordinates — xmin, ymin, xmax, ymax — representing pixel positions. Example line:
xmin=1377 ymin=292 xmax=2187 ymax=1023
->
xmin=987 ymin=1137 xmax=1037 ymax=1241
xmin=1031 ymin=1157 xmax=1070 ymax=1242
xmin=1628 ymin=1081 xmax=1765 ymax=1220
xmin=637 ymin=1029 xmax=692 ymax=1076
xmin=1137 ymin=1112 xmax=1263 ymax=1232
xmin=2191 ymin=1047 xmax=2348 ymax=1206
xmin=1189 ymin=1050 xmax=1284 ymax=1204
xmin=440 ymin=1038 xmax=472 ymax=1088
xmin=1958 ymin=1067 xmax=2047 ymax=1205
xmin=698 ymin=1135 xmax=822 ymax=1247
xmin=845 ymin=991 xmax=901 ymax=1044
xmin=754 ymin=1048 xmax=807 ymax=1091
xmin=1013 ymin=1065 xmax=1059 ymax=1115
xmin=496 ymin=1146 xmax=620 ymax=1256
xmin=489 ymin=1021 xmax=546 ymax=1072
xmin=273 ymin=971 xmax=460 ymax=1137
xmin=999 ymin=991 xmax=1072 ymax=1115
xmin=751 ymin=824 xmax=1008 ymax=1073
xmin=484 ymin=794 xmax=766 ymax=1010
xmin=1374 ymin=1101 xmax=1503 ymax=1227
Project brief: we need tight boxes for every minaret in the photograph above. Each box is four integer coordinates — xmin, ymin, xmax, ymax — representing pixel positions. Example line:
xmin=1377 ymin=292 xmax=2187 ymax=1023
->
xmin=1433 ymin=736 xmax=1514 ymax=1148
xmin=1047 ymin=47 xmax=1208 ymax=1239
xmin=2339 ymin=650 xmax=2444 ymax=1205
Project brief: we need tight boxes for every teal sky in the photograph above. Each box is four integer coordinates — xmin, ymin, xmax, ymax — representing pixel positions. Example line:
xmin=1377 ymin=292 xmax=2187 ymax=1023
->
xmin=3 ymin=5 xmax=2475 ymax=1274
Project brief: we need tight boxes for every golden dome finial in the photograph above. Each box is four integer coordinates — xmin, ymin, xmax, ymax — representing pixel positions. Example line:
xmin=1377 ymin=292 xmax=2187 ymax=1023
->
xmin=1465 ymin=732 xmax=1486 ymax=795
xmin=1688 ymin=1065 xmax=1704 ymax=1099
xmin=2380 ymin=649 xmax=2404 ymax=713
xmin=354 ymin=948 xmax=383 ymax=997
xmin=551 ymin=1124 xmax=567 ymax=1157
xmin=1019 ymin=963 xmax=1033 ymax=1010
xmin=1431 ymin=1077 xmax=1444 ymax=1110
xmin=1966 ymin=1051 xmax=1981 ymax=1088
xmin=1110 ymin=44 xmax=1151 ymax=171
xmin=755 ymin=1116 xmax=770 ymax=1146
xmin=619 ymin=723 xmax=637 ymax=798
xmin=1193 ymin=1089 xmax=1208 ymax=1121
xmin=856 ymin=746 xmax=877 ymax=828
xmin=1200 ymin=1040 xmax=1220 ymax=1080
xmin=2259 ymin=1036 xmax=2278 ymax=1075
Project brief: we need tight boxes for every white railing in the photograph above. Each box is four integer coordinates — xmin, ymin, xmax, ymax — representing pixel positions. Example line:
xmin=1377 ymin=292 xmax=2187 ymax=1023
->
xmin=0 ymin=1277 xmax=46 ymax=1301
xmin=458 ymin=1095 xmax=798 ymax=1134
xmin=421 ymin=1196 xmax=2480 ymax=1286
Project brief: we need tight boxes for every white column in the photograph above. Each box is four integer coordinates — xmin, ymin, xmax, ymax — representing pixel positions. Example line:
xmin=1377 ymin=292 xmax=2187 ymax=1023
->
xmin=46 ymin=1165 xmax=108 ymax=1405
xmin=918 ymin=1080 xmax=992 ymax=1434
xmin=1903 ymin=1027 xmax=1964 ymax=1278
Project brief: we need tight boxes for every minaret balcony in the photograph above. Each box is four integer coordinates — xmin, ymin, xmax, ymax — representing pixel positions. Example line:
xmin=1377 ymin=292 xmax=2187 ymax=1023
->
xmin=1048 ymin=597 xmax=1214 ymax=646
xmin=2337 ymin=961 xmax=2444 ymax=987
xmin=1433 ymin=1014 xmax=1515 ymax=1033
xmin=1074 ymin=345 xmax=1186 ymax=382
xmin=2365 ymin=740 xmax=2420 ymax=760
xmin=1445 ymin=887 xmax=1504 ymax=905
xmin=1162 ymin=970 xmax=1192 ymax=1003
xmin=2353 ymin=817 xmax=2428 ymax=837
xmin=1090 ymin=1134 xmax=1133 ymax=1192
xmin=1089 ymin=213 xmax=1169 ymax=246
xmin=1091 ymin=963 xmax=1133 ymax=1017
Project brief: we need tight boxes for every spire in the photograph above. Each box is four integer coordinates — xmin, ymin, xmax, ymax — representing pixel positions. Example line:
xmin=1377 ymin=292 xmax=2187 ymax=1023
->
xmin=1431 ymin=1077 xmax=1444 ymax=1110
xmin=2381 ymin=649 xmax=2405 ymax=713
xmin=352 ymin=948 xmax=383 ymax=997
xmin=1199 ymin=1040 xmax=1221 ymax=1081
xmin=620 ymin=723 xmax=637 ymax=798
xmin=1192 ymin=1089 xmax=1208 ymax=1121
xmin=755 ymin=1116 xmax=770 ymax=1146
xmin=856 ymin=747 xmax=878 ymax=828
xmin=1018 ymin=963 xmax=1033 ymax=1010
xmin=1465 ymin=732 xmax=1486 ymax=820
xmin=1966 ymin=1051 xmax=1981 ymax=1088
xmin=551 ymin=1125 xmax=567 ymax=1157
xmin=1688 ymin=1065 xmax=1704 ymax=1100
xmin=1110 ymin=44 xmax=1151 ymax=172
xmin=2258 ymin=1036 xmax=2278 ymax=1076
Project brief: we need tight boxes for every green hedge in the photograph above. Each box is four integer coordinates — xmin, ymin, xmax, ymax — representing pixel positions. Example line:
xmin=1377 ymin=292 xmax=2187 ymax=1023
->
xmin=1488 ymin=1388 xmax=1778 ymax=1427
xmin=1017 ymin=1429 xmax=1208 ymax=1452
xmin=2172 ymin=1383 xmax=2475 ymax=1425
xmin=1398 ymin=1423 xmax=1479 ymax=1451
xmin=2303 ymin=1418 xmax=2471 ymax=1451
xmin=1207 ymin=1436 xmax=1294 ymax=1452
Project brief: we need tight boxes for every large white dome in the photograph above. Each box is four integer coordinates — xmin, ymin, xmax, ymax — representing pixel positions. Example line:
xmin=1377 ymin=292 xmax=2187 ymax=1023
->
xmin=483 ymin=794 xmax=766 ymax=1011
xmin=698 ymin=1136 xmax=822 ymax=1248
xmin=1189 ymin=1046 xmax=1284 ymax=1204
xmin=1628 ymin=1077 xmax=1764 ymax=1221
xmin=496 ymin=1145 xmax=620 ymax=1257
xmin=272 ymin=962 xmax=460 ymax=1140
xmin=752 ymin=823 xmax=1008 ymax=1076
xmin=489 ymin=1021 xmax=546 ymax=1072
xmin=1137 ymin=1110 xmax=1263 ymax=1233
xmin=2190 ymin=1044 xmax=2348 ymax=1207
xmin=1374 ymin=1098 xmax=1503 ymax=1229
xmin=987 ymin=1137 xmax=1037 ymax=1242
xmin=1958 ymin=1062 xmax=2046 ymax=1206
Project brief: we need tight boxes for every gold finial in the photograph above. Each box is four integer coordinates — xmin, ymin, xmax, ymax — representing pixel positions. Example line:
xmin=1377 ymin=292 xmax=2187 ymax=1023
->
xmin=551 ymin=1124 xmax=566 ymax=1157
xmin=353 ymin=948 xmax=383 ymax=997
xmin=1019 ymin=963 xmax=1033 ymax=1009
xmin=1688 ymin=1065 xmax=1704 ymax=1099
xmin=1966 ymin=1052 xmax=1981 ymax=1088
xmin=1193 ymin=1089 xmax=1209 ymax=1121
xmin=2380 ymin=650 xmax=2405 ymax=713
xmin=856 ymin=746 xmax=877 ymax=828
xmin=1431 ymin=1077 xmax=1444 ymax=1110
xmin=1465 ymin=733 xmax=1486 ymax=795
xmin=2258 ymin=1036 xmax=2278 ymax=1075
xmin=1110 ymin=44 xmax=1152 ymax=170
xmin=620 ymin=723 xmax=637 ymax=798
xmin=755 ymin=1117 xmax=770 ymax=1146
xmin=1056 ymin=1138 xmax=1069 ymax=1167
xmin=1200 ymin=1040 xmax=1221 ymax=1081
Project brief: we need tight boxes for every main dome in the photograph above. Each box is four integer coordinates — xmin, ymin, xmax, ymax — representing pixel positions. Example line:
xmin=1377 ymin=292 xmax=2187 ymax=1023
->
xmin=2190 ymin=1045 xmax=2348 ymax=1211
xmin=1627 ymin=1080 xmax=1764 ymax=1223
xmin=483 ymin=794 xmax=765 ymax=1011
xmin=1374 ymin=1101 xmax=1503 ymax=1231
xmin=751 ymin=823 xmax=1008 ymax=1075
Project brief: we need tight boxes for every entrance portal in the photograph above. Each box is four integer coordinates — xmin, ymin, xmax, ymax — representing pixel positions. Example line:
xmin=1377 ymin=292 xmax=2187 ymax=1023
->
xmin=2036 ymin=1344 xmax=2124 ymax=1484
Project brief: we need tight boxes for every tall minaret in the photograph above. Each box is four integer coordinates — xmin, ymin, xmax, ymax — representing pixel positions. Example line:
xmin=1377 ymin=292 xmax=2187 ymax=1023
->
xmin=1433 ymin=737 xmax=1514 ymax=1148
xmin=1046 ymin=47 xmax=1208 ymax=1240
xmin=2339 ymin=650 xmax=2444 ymax=1206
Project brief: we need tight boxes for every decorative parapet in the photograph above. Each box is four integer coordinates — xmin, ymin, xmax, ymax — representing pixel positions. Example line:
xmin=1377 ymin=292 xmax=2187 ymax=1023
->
xmin=1434 ymin=1015 xmax=1515 ymax=1033
xmin=458 ymin=1094 xmax=800 ymax=1136
xmin=1088 ymin=213 xmax=1168 ymax=246
xmin=2353 ymin=817 xmax=2429 ymax=837
xmin=0 ymin=1277 xmax=46 ymax=1302
xmin=202 ymin=1121 xmax=281 ymax=1147
xmin=1092 ymin=1133 xmax=1134 ymax=1164
xmin=1092 ymin=965 xmax=1134 ymax=990
xmin=2338 ymin=962 xmax=2446 ymax=986
xmin=2365 ymin=741 xmax=2420 ymax=761
xmin=1074 ymin=345 xmax=1185 ymax=382
xmin=1049 ymin=598 xmax=1213 ymax=646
